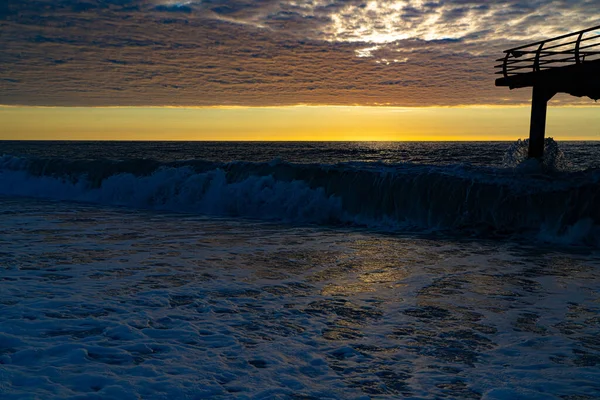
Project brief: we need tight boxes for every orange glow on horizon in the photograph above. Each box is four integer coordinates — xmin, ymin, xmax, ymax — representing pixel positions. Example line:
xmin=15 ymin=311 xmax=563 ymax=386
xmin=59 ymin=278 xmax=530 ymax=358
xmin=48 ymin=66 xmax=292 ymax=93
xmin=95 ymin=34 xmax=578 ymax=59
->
xmin=1 ymin=105 xmax=599 ymax=141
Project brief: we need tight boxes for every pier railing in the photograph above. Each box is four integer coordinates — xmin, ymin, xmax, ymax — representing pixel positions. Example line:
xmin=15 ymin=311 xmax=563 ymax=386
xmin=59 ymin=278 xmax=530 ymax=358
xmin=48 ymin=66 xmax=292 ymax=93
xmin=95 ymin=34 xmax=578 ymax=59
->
xmin=495 ymin=25 xmax=600 ymax=79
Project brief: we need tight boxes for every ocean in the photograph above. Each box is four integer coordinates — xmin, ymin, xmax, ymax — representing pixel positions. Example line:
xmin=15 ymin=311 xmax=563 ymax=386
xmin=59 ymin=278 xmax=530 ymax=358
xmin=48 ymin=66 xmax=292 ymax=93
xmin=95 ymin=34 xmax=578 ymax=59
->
xmin=0 ymin=140 xmax=599 ymax=399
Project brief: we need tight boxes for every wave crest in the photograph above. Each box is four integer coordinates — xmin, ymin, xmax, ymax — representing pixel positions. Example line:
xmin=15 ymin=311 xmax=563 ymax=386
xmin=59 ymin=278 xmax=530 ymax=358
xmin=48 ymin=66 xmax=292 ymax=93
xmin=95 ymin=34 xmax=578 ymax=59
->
xmin=1 ymin=154 xmax=599 ymax=246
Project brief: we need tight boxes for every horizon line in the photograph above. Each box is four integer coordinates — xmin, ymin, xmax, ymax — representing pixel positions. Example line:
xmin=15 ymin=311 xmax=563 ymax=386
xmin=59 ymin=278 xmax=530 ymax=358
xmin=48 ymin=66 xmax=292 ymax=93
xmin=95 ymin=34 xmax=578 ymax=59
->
xmin=3 ymin=138 xmax=600 ymax=142
xmin=1 ymin=103 xmax=599 ymax=110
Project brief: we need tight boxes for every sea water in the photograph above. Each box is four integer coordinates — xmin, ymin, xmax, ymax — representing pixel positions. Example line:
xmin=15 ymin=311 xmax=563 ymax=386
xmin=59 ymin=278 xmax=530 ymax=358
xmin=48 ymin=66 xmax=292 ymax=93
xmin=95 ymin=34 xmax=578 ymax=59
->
xmin=0 ymin=141 xmax=599 ymax=399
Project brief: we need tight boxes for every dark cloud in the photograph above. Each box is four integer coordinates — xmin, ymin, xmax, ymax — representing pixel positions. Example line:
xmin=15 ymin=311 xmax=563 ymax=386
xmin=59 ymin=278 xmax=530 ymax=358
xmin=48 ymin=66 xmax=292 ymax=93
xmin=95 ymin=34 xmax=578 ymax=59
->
xmin=0 ymin=0 xmax=598 ymax=107
xmin=154 ymin=4 xmax=193 ymax=13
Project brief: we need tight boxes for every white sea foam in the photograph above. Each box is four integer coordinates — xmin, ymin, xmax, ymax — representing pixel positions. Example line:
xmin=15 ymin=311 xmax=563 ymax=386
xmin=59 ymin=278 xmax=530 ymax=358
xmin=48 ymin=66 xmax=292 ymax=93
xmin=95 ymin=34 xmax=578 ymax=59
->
xmin=0 ymin=198 xmax=598 ymax=399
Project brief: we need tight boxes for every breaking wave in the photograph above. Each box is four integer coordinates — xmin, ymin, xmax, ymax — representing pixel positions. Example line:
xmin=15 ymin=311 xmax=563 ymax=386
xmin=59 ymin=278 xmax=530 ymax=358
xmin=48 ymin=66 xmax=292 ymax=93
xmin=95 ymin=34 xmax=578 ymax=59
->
xmin=1 ymin=154 xmax=599 ymax=246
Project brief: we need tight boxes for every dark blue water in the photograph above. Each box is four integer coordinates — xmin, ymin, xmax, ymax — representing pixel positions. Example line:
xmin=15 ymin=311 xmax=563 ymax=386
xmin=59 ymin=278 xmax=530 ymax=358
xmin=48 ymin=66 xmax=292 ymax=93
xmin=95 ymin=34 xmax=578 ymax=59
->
xmin=1 ymin=140 xmax=599 ymax=168
xmin=1 ymin=141 xmax=599 ymax=399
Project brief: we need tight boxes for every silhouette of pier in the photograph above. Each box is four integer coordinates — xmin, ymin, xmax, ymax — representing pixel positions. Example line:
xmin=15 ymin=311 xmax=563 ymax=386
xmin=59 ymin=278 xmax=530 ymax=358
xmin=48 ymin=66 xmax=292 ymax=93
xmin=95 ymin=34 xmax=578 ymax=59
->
xmin=495 ymin=25 xmax=600 ymax=159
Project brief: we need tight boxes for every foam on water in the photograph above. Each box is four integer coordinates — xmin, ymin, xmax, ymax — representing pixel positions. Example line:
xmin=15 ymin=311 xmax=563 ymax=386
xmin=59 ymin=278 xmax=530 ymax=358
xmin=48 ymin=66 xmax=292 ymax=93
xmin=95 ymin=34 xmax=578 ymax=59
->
xmin=1 ymin=141 xmax=599 ymax=399
xmin=0 ymin=198 xmax=598 ymax=399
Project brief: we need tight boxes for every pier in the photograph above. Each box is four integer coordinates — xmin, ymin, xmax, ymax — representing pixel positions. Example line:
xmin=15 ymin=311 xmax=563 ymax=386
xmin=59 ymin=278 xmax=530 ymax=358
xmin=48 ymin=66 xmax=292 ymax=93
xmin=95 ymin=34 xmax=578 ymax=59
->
xmin=495 ymin=25 xmax=600 ymax=159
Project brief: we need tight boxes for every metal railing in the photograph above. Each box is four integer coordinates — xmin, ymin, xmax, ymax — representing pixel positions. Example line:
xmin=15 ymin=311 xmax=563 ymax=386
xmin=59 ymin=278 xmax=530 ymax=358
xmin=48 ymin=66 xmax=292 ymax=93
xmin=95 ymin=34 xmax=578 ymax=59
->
xmin=495 ymin=25 xmax=600 ymax=79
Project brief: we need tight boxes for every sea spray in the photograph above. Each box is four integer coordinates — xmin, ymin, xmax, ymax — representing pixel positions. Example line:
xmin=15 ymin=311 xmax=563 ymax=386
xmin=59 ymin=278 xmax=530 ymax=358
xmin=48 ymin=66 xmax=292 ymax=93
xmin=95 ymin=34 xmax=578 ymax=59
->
xmin=502 ymin=137 xmax=572 ymax=171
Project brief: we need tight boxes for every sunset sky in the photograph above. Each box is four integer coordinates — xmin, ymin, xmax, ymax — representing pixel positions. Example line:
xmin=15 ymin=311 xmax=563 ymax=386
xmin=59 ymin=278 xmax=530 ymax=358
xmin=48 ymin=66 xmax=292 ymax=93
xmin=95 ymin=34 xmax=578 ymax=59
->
xmin=1 ymin=0 xmax=598 ymax=140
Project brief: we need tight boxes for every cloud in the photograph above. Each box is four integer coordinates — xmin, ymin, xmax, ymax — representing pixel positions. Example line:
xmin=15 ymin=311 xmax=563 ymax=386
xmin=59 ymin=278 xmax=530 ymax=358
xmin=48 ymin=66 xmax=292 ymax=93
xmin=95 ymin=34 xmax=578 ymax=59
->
xmin=0 ymin=0 xmax=598 ymax=107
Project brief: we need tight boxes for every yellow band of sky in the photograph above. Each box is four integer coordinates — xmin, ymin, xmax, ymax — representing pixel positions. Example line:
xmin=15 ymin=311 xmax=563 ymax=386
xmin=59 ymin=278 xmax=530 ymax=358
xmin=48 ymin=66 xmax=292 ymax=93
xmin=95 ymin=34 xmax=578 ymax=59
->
xmin=1 ymin=105 xmax=599 ymax=141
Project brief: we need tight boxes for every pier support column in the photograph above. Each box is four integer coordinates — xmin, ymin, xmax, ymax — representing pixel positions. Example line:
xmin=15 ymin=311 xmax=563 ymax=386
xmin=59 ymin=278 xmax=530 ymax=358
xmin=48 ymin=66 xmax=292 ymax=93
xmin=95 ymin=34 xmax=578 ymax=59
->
xmin=528 ymin=86 xmax=556 ymax=159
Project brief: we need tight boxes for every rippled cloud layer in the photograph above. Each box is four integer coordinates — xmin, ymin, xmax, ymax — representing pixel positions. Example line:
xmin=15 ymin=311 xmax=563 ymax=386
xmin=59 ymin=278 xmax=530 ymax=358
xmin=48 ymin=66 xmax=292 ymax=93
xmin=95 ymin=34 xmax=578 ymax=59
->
xmin=1 ymin=0 xmax=598 ymax=106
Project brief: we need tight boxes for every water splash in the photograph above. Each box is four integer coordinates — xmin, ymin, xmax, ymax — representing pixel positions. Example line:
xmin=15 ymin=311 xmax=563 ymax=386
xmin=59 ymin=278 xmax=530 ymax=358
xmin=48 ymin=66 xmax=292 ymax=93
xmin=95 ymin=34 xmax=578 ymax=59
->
xmin=502 ymin=138 xmax=571 ymax=171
